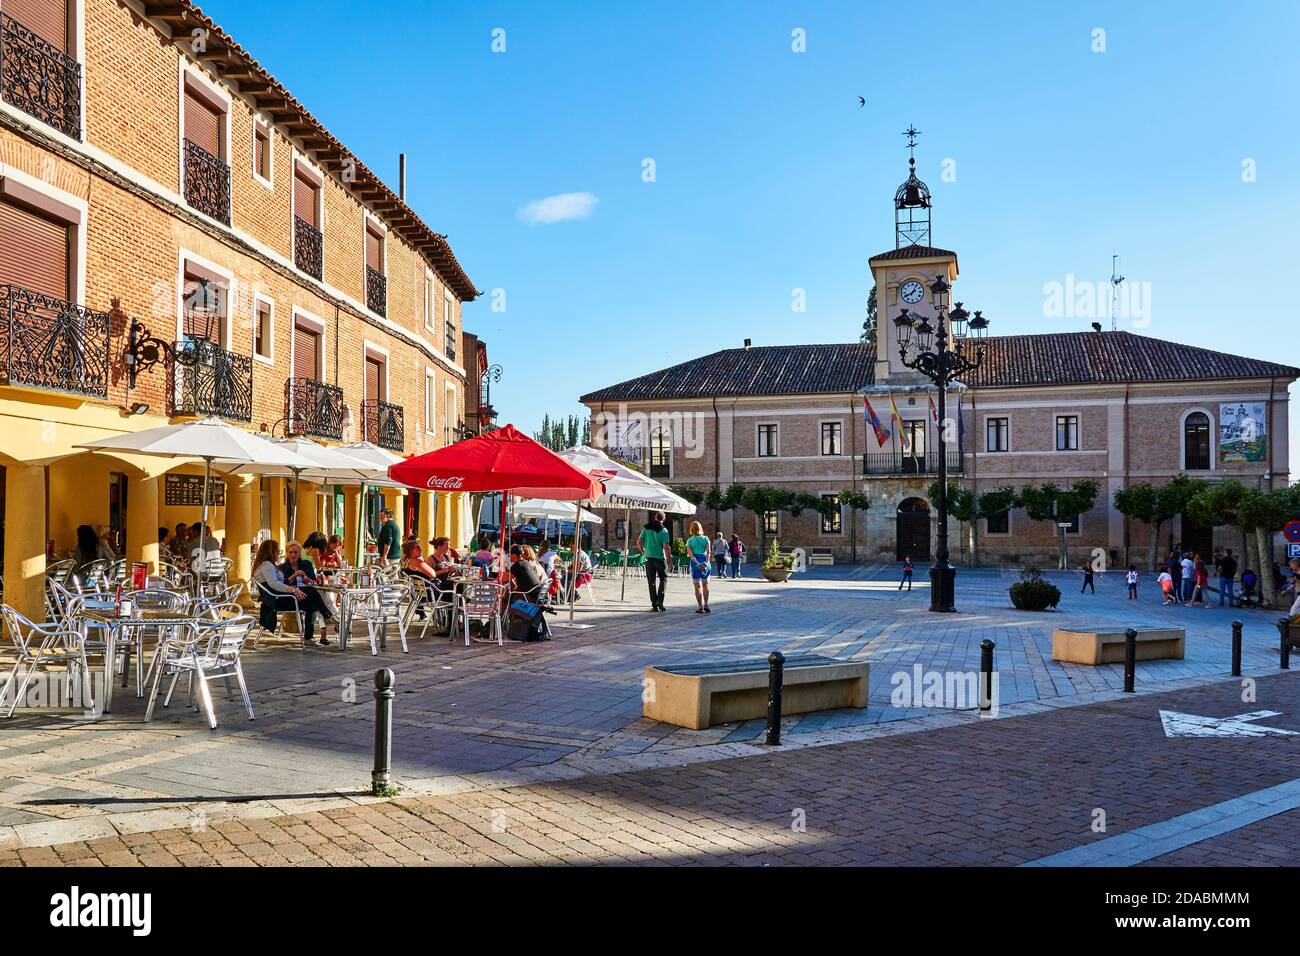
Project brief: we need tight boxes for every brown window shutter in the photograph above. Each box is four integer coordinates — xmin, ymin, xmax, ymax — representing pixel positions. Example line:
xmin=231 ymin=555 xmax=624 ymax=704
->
xmin=365 ymin=227 xmax=382 ymax=271
xmin=254 ymin=128 xmax=266 ymax=177
xmin=365 ymin=356 xmax=383 ymax=402
xmin=184 ymin=90 xmax=221 ymax=158
xmin=4 ymin=0 xmax=68 ymax=53
xmin=293 ymin=324 xmax=320 ymax=379
xmin=0 ymin=198 xmax=70 ymax=300
xmin=294 ymin=174 xmax=318 ymax=228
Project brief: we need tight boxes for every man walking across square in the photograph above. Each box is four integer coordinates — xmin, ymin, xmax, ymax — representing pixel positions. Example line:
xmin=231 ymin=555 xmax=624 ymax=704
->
xmin=1218 ymin=548 xmax=1238 ymax=607
xmin=1180 ymin=551 xmax=1195 ymax=602
xmin=639 ymin=515 xmax=672 ymax=612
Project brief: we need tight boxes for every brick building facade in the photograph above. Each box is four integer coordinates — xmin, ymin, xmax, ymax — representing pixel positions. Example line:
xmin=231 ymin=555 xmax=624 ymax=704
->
xmin=0 ymin=0 xmax=482 ymax=618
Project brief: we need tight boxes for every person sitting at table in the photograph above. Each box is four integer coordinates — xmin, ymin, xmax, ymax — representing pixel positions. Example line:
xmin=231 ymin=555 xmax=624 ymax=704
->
xmin=426 ymin=537 xmax=461 ymax=589
xmin=398 ymin=540 xmax=440 ymax=621
xmin=303 ymin=531 xmax=330 ymax=571
xmin=471 ymin=535 xmax=497 ymax=575
xmin=509 ymin=544 xmax=547 ymax=603
xmin=253 ymin=539 xmax=334 ymax=646
xmin=168 ymin=523 xmax=190 ymax=559
xmin=69 ymin=524 xmax=115 ymax=586
xmin=567 ymin=537 xmax=594 ymax=602
xmin=538 ymin=539 xmax=559 ymax=573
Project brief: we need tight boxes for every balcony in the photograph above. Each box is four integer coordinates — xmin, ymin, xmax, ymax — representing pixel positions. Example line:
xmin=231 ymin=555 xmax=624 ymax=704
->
xmin=294 ymin=216 xmax=323 ymax=280
xmin=0 ymin=13 xmax=81 ymax=140
xmin=862 ymin=449 xmax=964 ymax=477
xmin=183 ymin=140 xmax=231 ymax=225
xmin=169 ymin=338 xmax=253 ymax=422
xmin=365 ymin=266 xmax=387 ymax=316
xmin=362 ymin=398 xmax=404 ymax=451
xmin=0 ymin=284 xmax=109 ymax=398
xmin=285 ymin=376 xmax=344 ymax=440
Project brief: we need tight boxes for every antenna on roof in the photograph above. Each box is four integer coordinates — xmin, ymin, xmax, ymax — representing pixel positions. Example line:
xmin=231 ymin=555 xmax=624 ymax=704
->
xmin=399 ymin=154 xmax=407 ymax=201
xmin=743 ymin=338 xmax=752 ymax=350
xmin=1109 ymin=254 xmax=1125 ymax=332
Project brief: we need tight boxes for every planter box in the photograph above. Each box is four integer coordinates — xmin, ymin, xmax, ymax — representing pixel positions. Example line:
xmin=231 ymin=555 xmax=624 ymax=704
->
xmin=1052 ymin=627 xmax=1185 ymax=666
xmin=761 ymin=567 xmax=793 ymax=583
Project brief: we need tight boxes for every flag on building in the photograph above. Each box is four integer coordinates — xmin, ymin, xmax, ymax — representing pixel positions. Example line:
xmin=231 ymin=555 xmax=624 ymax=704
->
xmin=863 ymin=395 xmax=891 ymax=446
xmin=888 ymin=389 xmax=908 ymax=454
xmin=956 ymin=394 xmax=964 ymax=453
xmin=929 ymin=393 xmax=940 ymax=426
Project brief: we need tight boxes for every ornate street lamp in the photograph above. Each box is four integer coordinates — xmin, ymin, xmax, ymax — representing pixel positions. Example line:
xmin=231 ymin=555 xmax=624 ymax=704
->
xmin=895 ymin=275 xmax=990 ymax=612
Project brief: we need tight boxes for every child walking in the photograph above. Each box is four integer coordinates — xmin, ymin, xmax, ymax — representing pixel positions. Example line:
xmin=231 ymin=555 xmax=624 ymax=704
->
xmin=899 ymin=556 xmax=914 ymax=591
xmin=1125 ymin=566 xmax=1139 ymax=600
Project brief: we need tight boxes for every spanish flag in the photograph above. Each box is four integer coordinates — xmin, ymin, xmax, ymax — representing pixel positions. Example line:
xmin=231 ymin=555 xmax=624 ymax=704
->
xmin=863 ymin=395 xmax=891 ymax=446
xmin=888 ymin=389 xmax=907 ymax=453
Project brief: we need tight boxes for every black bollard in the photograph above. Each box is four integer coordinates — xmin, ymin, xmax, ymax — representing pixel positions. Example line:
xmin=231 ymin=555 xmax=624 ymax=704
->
xmin=373 ymin=668 xmax=395 ymax=790
xmin=765 ymin=652 xmax=785 ymax=746
xmin=1123 ymin=628 xmax=1137 ymax=692
xmin=1279 ymin=619 xmax=1292 ymax=671
xmin=979 ymin=639 xmax=995 ymax=712
xmin=1231 ymin=620 xmax=1243 ymax=677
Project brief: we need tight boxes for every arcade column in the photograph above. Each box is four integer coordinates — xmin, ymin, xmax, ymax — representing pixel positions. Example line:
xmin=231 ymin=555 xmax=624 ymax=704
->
xmin=3 ymin=463 xmax=46 ymax=622
xmin=125 ymin=472 xmax=160 ymax=572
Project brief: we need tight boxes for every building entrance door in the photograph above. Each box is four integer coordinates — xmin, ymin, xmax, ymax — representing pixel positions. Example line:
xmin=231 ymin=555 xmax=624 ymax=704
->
xmin=1181 ymin=514 xmax=1213 ymax=562
xmin=896 ymin=497 xmax=931 ymax=562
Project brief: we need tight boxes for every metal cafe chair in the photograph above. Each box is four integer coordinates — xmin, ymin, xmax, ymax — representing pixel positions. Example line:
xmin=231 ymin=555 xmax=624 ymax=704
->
xmin=458 ymin=582 xmax=506 ymax=648
xmin=360 ymin=583 xmax=411 ymax=656
xmin=145 ymin=616 xmax=255 ymax=729
xmin=247 ymin=579 xmax=304 ymax=651
xmin=0 ymin=603 xmax=95 ymax=717
xmin=402 ymin=575 xmax=454 ymax=641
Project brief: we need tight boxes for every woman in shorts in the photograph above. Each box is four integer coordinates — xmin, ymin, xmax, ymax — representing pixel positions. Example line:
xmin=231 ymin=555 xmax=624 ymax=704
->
xmin=685 ymin=521 xmax=712 ymax=614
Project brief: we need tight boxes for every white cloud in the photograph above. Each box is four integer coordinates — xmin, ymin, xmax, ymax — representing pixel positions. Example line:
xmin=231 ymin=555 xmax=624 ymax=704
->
xmin=517 ymin=192 xmax=599 ymax=225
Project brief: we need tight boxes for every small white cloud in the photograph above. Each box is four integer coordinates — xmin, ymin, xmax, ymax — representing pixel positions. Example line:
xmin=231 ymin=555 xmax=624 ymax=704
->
xmin=517 ymin=192 xmax=598 ymax=225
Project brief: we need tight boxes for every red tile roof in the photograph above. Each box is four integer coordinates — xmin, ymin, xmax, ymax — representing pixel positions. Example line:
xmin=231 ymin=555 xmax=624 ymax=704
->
xmin=149 ymin=2 xmax=478 ymax=300
xmin=580 ymin=333 xmax=1298 ymax=402
xmin=869 ymin=245 xmax=958 ymax=262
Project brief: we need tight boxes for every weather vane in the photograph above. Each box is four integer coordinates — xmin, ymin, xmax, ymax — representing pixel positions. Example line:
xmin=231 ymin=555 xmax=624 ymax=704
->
xmin=902 ymin=125 xmax=922 ymax=164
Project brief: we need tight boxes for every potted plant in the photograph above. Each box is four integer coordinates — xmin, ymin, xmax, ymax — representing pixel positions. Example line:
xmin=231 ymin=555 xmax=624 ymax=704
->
xmin=1008 ymin=566 xmax=1061 ymax=611
xmin=761 ymin=539 xmax=795 ymax=583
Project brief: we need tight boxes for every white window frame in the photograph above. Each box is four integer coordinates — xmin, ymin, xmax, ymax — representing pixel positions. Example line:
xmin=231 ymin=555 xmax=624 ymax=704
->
xmin=0 ymin=165 xmax=88 ymax=303
xmin=424 ymin=369 xmax=437 ymax=437
xmin=363 ymin=212 xmax=387 ymax=276
xmin=444 ymin=382 xmax=458 ymax=444
xmin=443 ymin=291 xmax=457 ymax=360
xmin=758 ymin=510 xmax=779 ymax=537
xmin=1179 ymin=407 xmax=1216 ymax=472
xmin=756 ymin=422 xmax=780 ymax=458
xmin=819 ymin=419 xmax=844 ymax=457
xmin=251 ymin=292 xmax=275 ymax=366
xmin=174 ymin=247 xmax=234 ymax=347
xmin=647 ymin=426 xmax=673 ymax=479
xmin=2 ymin=1 xmax=88 ymax=143
xmin=362 ymin=340 xmax=390 ymax=402
xmin=424 ymin=270 xmax=437 ymax=333
xmin=984 ymin=415 xmax=1010 ymax=453
xmin=178 ymin=63 xmax=233 ymax=205
xmin=251 ymin=116 xmax=274 ymax=189
xmin=290 ymin=152 xmax=326 ymax=277
xmin=291 ymin=306 xmax=327 ymax=380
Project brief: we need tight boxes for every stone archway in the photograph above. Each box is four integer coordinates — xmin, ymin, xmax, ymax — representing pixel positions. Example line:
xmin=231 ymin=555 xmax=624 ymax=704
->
xmin=896 ymin=497 xmax=931 ymax=562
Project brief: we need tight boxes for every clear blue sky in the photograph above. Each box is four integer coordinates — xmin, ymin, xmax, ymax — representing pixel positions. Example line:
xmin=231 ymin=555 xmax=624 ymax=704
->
xmin=205 ymin=0 xmax=1300 ymax=474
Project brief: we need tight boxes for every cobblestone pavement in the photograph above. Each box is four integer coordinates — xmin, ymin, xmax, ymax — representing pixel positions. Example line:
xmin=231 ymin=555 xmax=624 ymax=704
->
xmin=10 ymin=672 xmax=1298 ymax=866
xmin=0 ymin=562 xmax=1291 ymax=851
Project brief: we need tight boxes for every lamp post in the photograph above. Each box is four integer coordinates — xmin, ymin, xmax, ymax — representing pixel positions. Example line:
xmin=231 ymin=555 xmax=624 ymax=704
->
xmin=894 ymin=275 xmax=990 ymax=611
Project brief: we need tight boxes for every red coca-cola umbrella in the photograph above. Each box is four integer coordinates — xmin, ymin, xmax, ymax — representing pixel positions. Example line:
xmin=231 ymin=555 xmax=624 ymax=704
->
xmin=388 ymin=425 xmax=608 ymax=592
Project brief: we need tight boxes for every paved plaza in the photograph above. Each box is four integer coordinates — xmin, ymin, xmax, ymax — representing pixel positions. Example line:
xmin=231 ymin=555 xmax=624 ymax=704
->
xmin=0 ymin=563 xmax=1294 ymax=864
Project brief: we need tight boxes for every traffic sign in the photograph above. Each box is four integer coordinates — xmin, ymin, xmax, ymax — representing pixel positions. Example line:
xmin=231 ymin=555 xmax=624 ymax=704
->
xmin=1289 ymin=543 xmax=1300 ymax=560
xmin=1284 ymin=520 xmax=1300 ymax=543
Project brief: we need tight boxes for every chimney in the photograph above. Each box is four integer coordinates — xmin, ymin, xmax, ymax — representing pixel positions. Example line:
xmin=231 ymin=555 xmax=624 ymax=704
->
xmin=743 ymin=338 xmax=751 ymax=350
xmin=399 ymin=154 xmax=407 ymax=201
xmin=1090 ymin=321 xmax=1102 ymax=333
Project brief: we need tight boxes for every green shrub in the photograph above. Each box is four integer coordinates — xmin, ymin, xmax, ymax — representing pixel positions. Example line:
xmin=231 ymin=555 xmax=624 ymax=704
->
xmin=1009 ymin=567 xmax=1061 ymax=611
xmin=762 ymin=539 xmax=794 ymax=570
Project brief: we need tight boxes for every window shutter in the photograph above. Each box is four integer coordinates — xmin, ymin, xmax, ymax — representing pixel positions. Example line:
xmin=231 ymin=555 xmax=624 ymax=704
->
xmin=0 ymin=198 xmax=70 ymax=299
xmin=5 ymin=0 xmax=68 ymax=53
xmin=293 ymin=325 xmax=319 ymax=379
xmin=365 ymin=356 xmax=382 ymax=402
xmin=183 ymin=90 xmax=221 ymax=158
xmin=294 ymin=173 xmax=318 ymax=228
xmin=365 ymin=227 xmax=382 ymax=271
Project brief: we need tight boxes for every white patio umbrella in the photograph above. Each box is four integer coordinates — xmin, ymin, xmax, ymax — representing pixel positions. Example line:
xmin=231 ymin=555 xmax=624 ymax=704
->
xmin=558 ymin=446 xmax=698 ymax=601
xmin=213 ymin=436 xmax=376 ymax=538
xmin=76 ymin=417 xmax=317 ymax=548
xmin=334 ymin=441 xmax=410 ymax=565
xmin=512 ymin=498 xmax=604 ymax=525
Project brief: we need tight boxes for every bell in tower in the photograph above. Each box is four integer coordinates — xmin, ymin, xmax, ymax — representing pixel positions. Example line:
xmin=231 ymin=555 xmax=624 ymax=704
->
xmin=894 ymin=125 xmax=932 ymax=247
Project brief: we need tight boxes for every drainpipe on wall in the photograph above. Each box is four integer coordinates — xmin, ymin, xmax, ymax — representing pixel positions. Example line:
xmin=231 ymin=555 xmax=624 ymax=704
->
xmin=850 ymin=393 xmax=858 ymax=564
xmin=712 ymin=396 xmax=720 ymax=530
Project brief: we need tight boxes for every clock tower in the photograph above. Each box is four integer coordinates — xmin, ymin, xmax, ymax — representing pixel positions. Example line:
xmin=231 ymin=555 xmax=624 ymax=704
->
xmin=868 ymin=127 xmax=959 ymax=384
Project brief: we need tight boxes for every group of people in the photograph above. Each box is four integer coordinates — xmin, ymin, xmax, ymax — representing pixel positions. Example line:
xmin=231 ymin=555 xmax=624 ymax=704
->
xmin=640 ymin=516 xmax=747 ymax=614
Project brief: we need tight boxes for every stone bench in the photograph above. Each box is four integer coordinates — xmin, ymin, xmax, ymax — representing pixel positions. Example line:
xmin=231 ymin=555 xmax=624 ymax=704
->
xmin=809 ymin=548 xmax=835 ymax=566
xmin=1051 ymin=627 xmax=1186 ymax=666
xmin=642 ymin=655 xmax=869 ymax=730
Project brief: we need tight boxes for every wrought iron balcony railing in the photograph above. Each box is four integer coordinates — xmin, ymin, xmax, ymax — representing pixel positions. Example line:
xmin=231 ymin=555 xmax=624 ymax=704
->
xmin=362 ymin=398 xmax=404 ymax=451
xmin=169 ymin=338 xmax=253 ymax=422
xmin=285 ymin=376 xmax=345 ymax=440
xmin=0 ymin=13 xmax=81 ymax=140
xmin=183 ymin=140 xmax=231 ymax=225
xmin=294 ymin=216 xmax=323 ymax=280
xmin=0 ymin=284 xmax=109 ymax=398
xmin=365 ymin=266 xmax=387 ymax=316
xmin=862 ymin=449 xmax=964 ymax=477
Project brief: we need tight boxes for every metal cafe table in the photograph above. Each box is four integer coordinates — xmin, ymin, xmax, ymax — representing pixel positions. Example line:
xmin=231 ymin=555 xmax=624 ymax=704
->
xmin=78 ymin=606 xmax=199 ymax=714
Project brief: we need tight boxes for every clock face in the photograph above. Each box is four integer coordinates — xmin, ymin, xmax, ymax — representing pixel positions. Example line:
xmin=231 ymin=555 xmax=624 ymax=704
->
xmin=900 ymin=280 xmax=925 ymax=304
